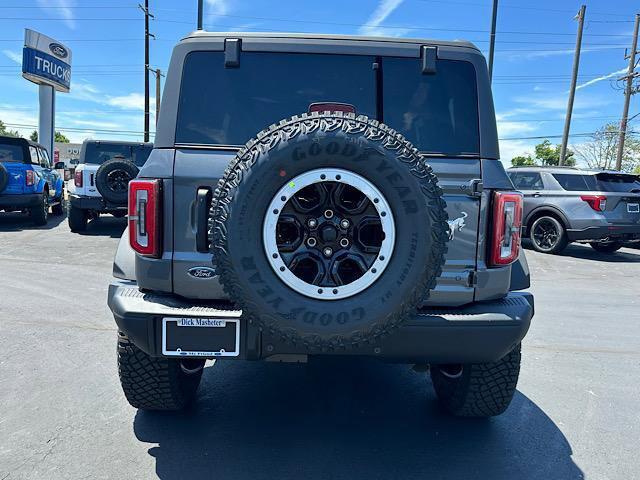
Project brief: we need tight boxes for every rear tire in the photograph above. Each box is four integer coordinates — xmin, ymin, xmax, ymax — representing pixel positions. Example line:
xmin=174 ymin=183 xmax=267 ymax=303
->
xmin=117 ymin=333 xmax=205 ymax=411
xmin=68 ymin=205 xmax=88 ymax=232
xmin=590 ymin=241 xmax=622 ymax=253
xmin=529 ymin=215 xmax=568 ymax=254
xmin=30 ymin=193 xmax=48 ymax=226
xmin=430 ymin=344 xmax=521 ymax=417
xmin=52 ymin=193 xmax=66 ymax=216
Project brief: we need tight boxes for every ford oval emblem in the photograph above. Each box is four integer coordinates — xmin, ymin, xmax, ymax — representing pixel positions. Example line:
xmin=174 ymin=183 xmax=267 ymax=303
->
xmin=49 ymin=43 xmax=68 ymax=59
xmin=188 ymin=266 xmax=216 ymax=279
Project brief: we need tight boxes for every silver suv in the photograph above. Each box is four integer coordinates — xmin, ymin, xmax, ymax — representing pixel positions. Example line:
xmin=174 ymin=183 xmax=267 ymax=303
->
xmin=508 ymin=167 xmax=640 ymax=254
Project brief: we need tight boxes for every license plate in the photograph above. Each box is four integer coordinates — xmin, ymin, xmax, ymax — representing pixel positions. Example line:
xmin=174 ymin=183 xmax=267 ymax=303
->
xmin=628 ymin=203 xmax=639 ymax=213
xmin=162 ymin=317 xmax=240 ymax=357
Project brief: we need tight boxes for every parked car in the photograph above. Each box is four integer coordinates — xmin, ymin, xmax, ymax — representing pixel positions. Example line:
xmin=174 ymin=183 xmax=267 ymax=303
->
xmin=0 ymin=136 xmax=65 ymax=225
xmin=508 ymin=166 xmax=640 ymax=254
xmin=108 ymin=32 xmax=534 ymax=417
xmin=67 ymin=139 xmax=152 ymax=232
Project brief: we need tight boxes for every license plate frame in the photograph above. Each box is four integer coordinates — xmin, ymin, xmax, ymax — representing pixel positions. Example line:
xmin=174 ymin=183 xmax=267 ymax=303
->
xmin=628 ymin=203 xmax=639 ymax=213
xmin=162 ymin=317 xmax=240 ymax=357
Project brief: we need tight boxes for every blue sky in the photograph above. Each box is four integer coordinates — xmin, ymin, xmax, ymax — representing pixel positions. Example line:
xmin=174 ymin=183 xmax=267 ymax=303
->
xmin=0 ymin=0 xmax=638 ymax=163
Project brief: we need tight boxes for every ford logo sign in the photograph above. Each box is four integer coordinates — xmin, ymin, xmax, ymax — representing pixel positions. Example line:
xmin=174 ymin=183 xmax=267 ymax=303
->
xmin=188 ymin=267 xmax=216 ymax=279
xmin=49 ymin=43 xmax=68 ymax=59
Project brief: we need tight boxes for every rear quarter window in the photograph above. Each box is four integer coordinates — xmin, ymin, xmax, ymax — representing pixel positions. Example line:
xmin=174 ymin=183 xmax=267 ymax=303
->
xmin=0 ymin=144 xmax=25 ymax=163
xmin=382 ymin=58 xmax=479 ymax=155
xmin=176 ymin=51 xmax=376 ymax=145
xmin=552 ymin=173 xmax=596 ymax=191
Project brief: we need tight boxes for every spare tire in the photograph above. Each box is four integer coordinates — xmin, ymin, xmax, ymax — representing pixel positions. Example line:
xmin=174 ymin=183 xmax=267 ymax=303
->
xmin=0 ymin=163 xmax=9 ymax=193
xmin=95 ymin=158 xmax=139 ymax=204
xmin=210 ymin=112 xmax=449 ymax=350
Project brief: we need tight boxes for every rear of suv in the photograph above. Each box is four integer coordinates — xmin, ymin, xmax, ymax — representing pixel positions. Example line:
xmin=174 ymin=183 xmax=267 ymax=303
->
xmin=509 ymin=167 xmax=640 ymax=254
xmin=67 ymin=139 xmax=152 ymax=232
xmin=0 ymin=136 xmax=65 ymax=225
xmin=107 ymin=32 xmax=534 ymax=417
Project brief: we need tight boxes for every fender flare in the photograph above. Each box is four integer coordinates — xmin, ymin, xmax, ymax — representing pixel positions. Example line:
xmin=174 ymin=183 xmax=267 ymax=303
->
xmin=524 ymin=205 xmax=570 ymax=234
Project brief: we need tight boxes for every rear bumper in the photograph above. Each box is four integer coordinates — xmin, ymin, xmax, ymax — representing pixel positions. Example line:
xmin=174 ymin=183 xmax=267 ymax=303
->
xmin=567 ymin=224 xmax=640 ymax=242
xmin=69 ymin=194 xmax=126 ymax=211
xmin=108 ymin=280 xmax=534 ymax=364
xmin=0 ymin=193 xmax=42 ymax=209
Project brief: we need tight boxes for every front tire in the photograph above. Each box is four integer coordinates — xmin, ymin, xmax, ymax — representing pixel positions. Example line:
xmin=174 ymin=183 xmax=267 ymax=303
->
xmin=590 ymin=241 xmax=622 ymax=253
xmin=30 ymin=193 xmax=49 ymax=226
xmin=117 ymin=333 xmax=205 ymax=411
xmin=529 ymin=216 xmax=568 ymax=254
xmin=430 ymin=344 xmax=521 ymax=417
xmin=68 ymin=205 xmax=88 ymax=232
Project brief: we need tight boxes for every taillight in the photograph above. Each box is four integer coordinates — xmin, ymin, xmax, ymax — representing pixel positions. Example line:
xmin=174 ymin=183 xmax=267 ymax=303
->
xmin=25 ymin=170 xmax=35 ymax=186
xmin=74 ymin=169 xmax=83 ymax=187
xmin=129 ymin=179 xmax=162 ymax=257
xmin=580 ymin=195 xmax=606 ymax=212
xmin=489 ymin=191 xmax=523 ymax=266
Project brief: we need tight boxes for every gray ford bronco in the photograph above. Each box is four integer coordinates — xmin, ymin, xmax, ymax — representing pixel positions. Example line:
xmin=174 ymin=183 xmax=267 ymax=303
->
xmin=108 ymin=32 xmax=534 ymax=417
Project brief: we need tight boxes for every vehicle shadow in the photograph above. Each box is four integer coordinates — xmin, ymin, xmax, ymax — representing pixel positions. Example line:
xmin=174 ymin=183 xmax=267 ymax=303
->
xmin=523 ymin=241 xmax=640 ymax=263
xmin=0 ymin=211 xmax=67 ymax=232
xmin=77 ymin=215 xmax=126 ymax=238
xmin=134 ymin=358 xmax=583 ymax=480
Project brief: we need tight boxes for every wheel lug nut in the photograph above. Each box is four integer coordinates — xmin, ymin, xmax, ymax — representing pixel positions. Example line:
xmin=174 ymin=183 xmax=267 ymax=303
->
xmin=324 ymin=209 xmax=334 ymax=219
xmin=307 ymin=237 xmax=317 ymax=247
xmin=340 ymin=238 xmax=349 ymax=248
xmin=340 ymin=219 xmax=350 ymax=229
xmin=323 ymin=247 xmax=333 ymax=257
xmin=307 ymin=218 xmax=317 ymax=228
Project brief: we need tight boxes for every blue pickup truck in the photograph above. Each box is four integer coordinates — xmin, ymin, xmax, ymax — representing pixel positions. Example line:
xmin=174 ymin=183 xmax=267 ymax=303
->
xmin=0 ymin=136 xmax=65 ymax=225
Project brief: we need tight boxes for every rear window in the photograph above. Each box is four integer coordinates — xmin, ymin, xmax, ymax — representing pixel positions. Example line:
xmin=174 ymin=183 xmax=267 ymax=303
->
xmin=176 ymin=52 xmax=480 ymax=155
xmin=83 ymin=143 xmax=152 ymax=167
xmin=382 ymin=58 xmax=479 ymax=155
xmin=176 ymin=51 xmax=376 ymax=146
xmin=0 ymin=143 xmax=25 ymax=163
xmin=552 ymin=173 xmax=596 ymax=191
xmin=595 ymin=173 xmax=640 ymax=193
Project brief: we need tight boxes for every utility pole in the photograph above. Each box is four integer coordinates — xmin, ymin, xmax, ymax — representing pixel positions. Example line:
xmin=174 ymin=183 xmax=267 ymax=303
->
xmin=197 ymin=0 xmax=204 ymax=30
xmin=560 ymin=4 xmax=586 ymax=165
xmin=488 ymin=0 xmax=499 ymax=81
xmin=139 ymin=1 xmax=154 ymax=142
xmin=616 ymin=13 xmax=640 ymax=171
xmin=153 ymin=68 xmax=164 ymax=126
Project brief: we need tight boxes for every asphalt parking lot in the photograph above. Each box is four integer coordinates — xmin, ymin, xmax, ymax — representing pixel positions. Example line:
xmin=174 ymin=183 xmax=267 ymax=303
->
xmin=0 ymin=212 xmax=638 ymax=480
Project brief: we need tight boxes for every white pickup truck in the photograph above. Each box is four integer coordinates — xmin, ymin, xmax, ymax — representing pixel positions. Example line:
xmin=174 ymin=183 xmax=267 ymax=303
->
xmin=67 ymin=140 xmax=152 ymax=232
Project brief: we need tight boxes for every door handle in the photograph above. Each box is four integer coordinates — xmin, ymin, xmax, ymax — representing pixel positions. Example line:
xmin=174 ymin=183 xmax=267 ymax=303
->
xmin=195 ymin=187 xmax=212 ymax=253
xmin=532 ymin=192 xmax=542 ymax=198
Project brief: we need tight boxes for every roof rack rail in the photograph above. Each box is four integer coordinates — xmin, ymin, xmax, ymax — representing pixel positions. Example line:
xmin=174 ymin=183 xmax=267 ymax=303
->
xmin=508 ymin=165 xmax=579 ymax=170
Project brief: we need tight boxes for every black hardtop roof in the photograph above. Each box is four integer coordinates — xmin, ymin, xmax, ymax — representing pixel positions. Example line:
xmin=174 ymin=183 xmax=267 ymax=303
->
xmin=0 ymin=135 xmax=46 ymax=150
xmin=181 ymin=30 xmax=480 ymax=52
xmin=82 ymin=139 xmax=153 ymax=147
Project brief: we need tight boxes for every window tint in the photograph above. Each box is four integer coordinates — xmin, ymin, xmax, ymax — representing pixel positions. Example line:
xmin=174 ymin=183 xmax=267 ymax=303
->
xmin=595 ymin=173 xmax=640 ymax=192
xmin=382 ymin=58 xmax=479 ymax=155
xmin=84 ymin=143 xmax=152 ymax=166
xmin=552 ymin=173 xmax=596 ymax=191
xmin=29 ymin=146 xmax=40 ymax=165
xmin=176 ymin=52 xmax=376 ymax=145
xmin=0 ymin=144 xmax=25 ymax=162
xmin=509 ymin=172 xmax=544 ymax=190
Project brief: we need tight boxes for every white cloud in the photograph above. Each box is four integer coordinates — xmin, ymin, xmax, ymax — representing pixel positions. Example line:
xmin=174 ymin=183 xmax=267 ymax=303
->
xmin=37 ymin=0 xmax=75 ymax=30
xmin=499 ymin=139 xmax=537 ymax=164
xmin=575 ymin=68 xmax=627 ymax=91
xmin=106 ymin=93 xmax=147 ymax=111
xmin=359 ymin=0 xmax=408 ymax=37
xmin=500 ymin=46 xmax=622 ymax=61
xmin=2 ymin=50 xmax=22 ymax=65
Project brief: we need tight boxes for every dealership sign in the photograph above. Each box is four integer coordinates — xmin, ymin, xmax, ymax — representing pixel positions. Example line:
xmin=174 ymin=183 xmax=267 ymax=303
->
xmin=22 ymin=29 xmax=72 ymax=92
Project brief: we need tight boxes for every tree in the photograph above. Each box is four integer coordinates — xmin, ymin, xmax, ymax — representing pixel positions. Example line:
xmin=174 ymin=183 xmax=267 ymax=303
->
xmin=510 ymin=140 xmax=576 ymax=167
xmin=29 ymin=130 xmax=71 ymax=143
xmin=534 ymin=140 xmax=576 ymax=166
xmin=0 ymin=119 xmax=21 ymax=138
xmin=573 ymin=123 xmax=640 ymax=173
xmin=511 ymin=155 xmax=536 ymax=166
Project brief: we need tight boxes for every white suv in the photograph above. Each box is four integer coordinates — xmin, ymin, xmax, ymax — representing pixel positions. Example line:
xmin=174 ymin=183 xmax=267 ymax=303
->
xmin=67 ymin=140 xmax=152 ymax=232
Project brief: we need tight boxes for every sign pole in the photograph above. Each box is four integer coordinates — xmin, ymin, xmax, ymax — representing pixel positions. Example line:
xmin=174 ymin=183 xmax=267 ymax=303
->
xmin=38 ymin=84 xmax=55 ymax=158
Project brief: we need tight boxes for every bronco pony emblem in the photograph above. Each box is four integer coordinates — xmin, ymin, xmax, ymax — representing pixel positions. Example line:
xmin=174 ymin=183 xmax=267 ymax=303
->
xmin=447 ymin=212 xmax=468 ymax=240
